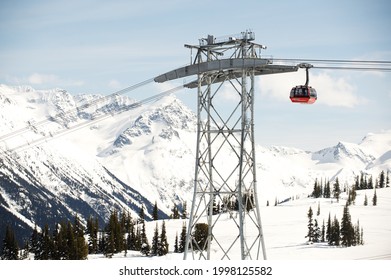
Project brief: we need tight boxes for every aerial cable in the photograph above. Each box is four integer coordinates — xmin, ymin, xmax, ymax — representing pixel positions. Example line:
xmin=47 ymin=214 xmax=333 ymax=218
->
xmin=1 ymin=84 xmax=184 ymax=154
xmin=272 ymin=58 xmax=391 ymax=65
xmin=0 ymin=77 xmax=155 ymax=142
xmin=312 ymin=66 xmax=391 ymax=71
xmin=272 ymin=58 xmax=391 ymax=72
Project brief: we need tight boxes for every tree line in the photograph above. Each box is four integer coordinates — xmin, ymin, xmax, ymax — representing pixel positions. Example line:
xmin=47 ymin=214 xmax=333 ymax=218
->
xmin=311 ymin=170 xmax=389 ymax=200
xmin=305 ymin=203 xmax=364 ymax=247
xmin=1 ymin=202 xmax=189 ymax=260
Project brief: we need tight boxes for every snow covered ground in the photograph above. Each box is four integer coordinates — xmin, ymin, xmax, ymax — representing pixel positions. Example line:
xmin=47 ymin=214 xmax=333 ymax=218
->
xmin=86 ymin=187 xmax=391 ymax=260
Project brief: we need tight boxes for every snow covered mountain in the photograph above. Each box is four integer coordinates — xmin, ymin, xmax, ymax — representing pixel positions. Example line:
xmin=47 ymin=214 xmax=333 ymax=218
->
xmin=0 ymin=84 xmax=390 ymax=245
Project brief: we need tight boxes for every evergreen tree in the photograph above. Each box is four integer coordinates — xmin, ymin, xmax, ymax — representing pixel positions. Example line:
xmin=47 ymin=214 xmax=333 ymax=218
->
xmin=104 ymin=210 xmax=125 ymax=257
xmin=127 ymin=218 xmax=136 ymax=251
xmin=386 ymin=170 xmax=390 ymax=188
xmin=158 ymin=221 xmax=169 ymax=256
xmin=313 ymin=219 xmax=320 ymax=243
xmin=86 ymin=216 xmax=99 ymax=254
xmin=153 ymin=201 xmax=159 ymax=220
xmin=51 ymin=223 xmax=61 ymax=260
xmin=321 ymin=220 xmax=325 ymax=242
xmin=341 ymin=204 xmax=354 ymax=247
xmin=324 ymin=180 xmax=331 ymax=198
xmin=305 ymin=206 xmax=314 ymax=242
xmin=331 ymin=216 xmax=340 ymax=246
xmin=140 ymin=221 xmax=150 ymax=256
xmin=151 ymin=223 xmax=159 ymax=256
xmin=359 ymin=173 xmax=364 ymax=190
xmin=73 ymin=215 xmax=88 ymax=260
xmin=138 ymin=205 xmax=145 ymax=222
xmin=171 ymin=204 xmax=180 ymax=219
xmin=350 ymin=184 xmax=357 ymax=205
xmin=379 ymin=170 xmax=385 ymax=188
xmin=64 ymin=221 xmax=75 ymax=259
xmin=333 ymin=177 xmax=341 ymax=203
xmin=364 ymin=194 xmax=368 ymax=206
xmin=179 ymin=222 xmax=187 ymax=253
xmin=1 ymin=225 xmax=19 ymax=260
xmin=372 ymin=188 xmax=377 ymax=206
xmin=326 ymin=213 xmax=331 ymax=243
xmin=174 ymin=232 xmax=179 ymax=253
xmin=35 ymin=224 xmax=51 ymax=260
xmin=312 ymin=179 xmax=324 ymax=198
xmin=20 ymin=240 xmax=30 ymax=260
xmin=30 ymin=225 xmax=39 ymax=254
xmin=354 ymin=220 xmax=361 ymax=246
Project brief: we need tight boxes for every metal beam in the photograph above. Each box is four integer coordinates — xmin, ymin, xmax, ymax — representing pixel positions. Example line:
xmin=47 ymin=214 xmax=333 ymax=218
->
xmin=153 ymin=58 xmax=289 ymax=83
xmin=183 ymin=64 xmax=299 ymax=88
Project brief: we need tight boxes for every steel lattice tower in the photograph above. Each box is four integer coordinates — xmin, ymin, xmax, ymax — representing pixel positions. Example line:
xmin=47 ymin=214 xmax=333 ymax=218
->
xmin=154 ymin=31 xmax=298 ymax=260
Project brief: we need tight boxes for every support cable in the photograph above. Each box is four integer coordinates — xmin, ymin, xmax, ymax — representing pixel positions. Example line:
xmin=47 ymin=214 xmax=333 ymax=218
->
xmin=1 ymin=84 xmax=184 ymax=154
xmin=0 ymin=78 xmax=155 ymax=142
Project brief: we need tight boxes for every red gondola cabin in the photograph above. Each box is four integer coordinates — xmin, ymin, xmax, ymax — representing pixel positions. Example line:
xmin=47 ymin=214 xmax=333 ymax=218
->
xmin=290 ymin=85 xmax=317 ymax=104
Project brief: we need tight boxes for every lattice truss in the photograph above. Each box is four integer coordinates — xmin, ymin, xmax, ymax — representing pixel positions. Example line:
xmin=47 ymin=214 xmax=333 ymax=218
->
xmin=184 ymin=33 xmax=267 ymax=260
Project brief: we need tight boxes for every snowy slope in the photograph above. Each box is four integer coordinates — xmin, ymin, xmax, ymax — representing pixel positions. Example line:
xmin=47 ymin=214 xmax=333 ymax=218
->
xmin=0 ymin=84 xmax=390 ymax=250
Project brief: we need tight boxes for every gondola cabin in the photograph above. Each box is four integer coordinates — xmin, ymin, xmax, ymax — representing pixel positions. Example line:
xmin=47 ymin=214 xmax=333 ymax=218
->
xmin=290 ymin=85 xmax=317 ymax=104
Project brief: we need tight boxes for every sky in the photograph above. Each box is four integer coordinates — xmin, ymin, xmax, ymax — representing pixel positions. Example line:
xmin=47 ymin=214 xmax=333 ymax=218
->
xmin=0 ymin=0 xmax=390 ymax=151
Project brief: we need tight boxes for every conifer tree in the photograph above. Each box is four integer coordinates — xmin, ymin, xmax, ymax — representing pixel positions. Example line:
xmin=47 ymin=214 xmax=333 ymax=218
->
xmin=364 ymin=194 xmax=368 ymax=206
xmin=87 ymin=216 xmax=99 ymax=254
xmin=51 ymin=223 xmax=61 ymax=260
xmin=171 ymin=204 xmax=180 ymax=219
xmin=153 ymin=201 xmax=159 ymax=220
xmin=321 ymin=220 xmax=325 ymax=242
xmin=127 ymin=218 xmax=136 ymax=251
xmin=151 ymin=223 xmax=159 ymax=256
xmin=140 ymin=221 xmax=150 ymax=256
xmin=333 ymin=178 xmax=341 ymax=203
xmin=354 ymin=220 xmax=361 ymax=246
xmin=65 ymin=221 xmax=75 ymax=259
xmin=174 ymin=232 xmax=179 ymax=253
xmin=313 ymin=219 xmax=320 ymax=243
xmin=324 ymin=180 xmax=331 ymax=198
xmin=305 ymin=206 xmax=314 ymax=242
xmin=372 ymin=188 xmax=377 ymax=206
xmin=138 ymin=205 xmax=145 ymax=222
xmin=341 ymin=204 xmax=354 ymax=247
xmin=158 ymin=221 xmax=169 ymax=256
xmin=104 ymin=212 xmax=117 ymax=258
xmin=386 ymin=170 xmax=390 ymax=188
xmin=326 ymin=213 xmax=331 ymax=243
xmin=73 ymin=215 xmax=88 ymax=260
xmin=1 ymin=225 xmax=19 ymax=260
xmin=20 ymin=240 xmax=30 ymax=260
xmin=35 ymin=224 xmax=51 ymax=260
xmin=30 ymin=225 xmax=39 ymax=254
xmin=359 ymin=174 xmax=364 ymax=190
xmin=379 ymin=170 xmax=385 ymax=188
xmin=331 ymin=216 xmax=340 ymax=246
xmin=179 ymin=222 xmax=187 ymax=253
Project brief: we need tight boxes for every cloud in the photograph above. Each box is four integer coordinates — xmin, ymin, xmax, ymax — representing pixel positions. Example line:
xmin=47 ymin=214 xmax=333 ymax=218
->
xmin=28 ymin=73 xmax=59 ymax=85
xmin=258 ymin=70 xmax=366 ymax=108
xmin=5 ymin=73 xmax=84 ymax=88
xmin=108 ymin=79 xmax=122 ymax=89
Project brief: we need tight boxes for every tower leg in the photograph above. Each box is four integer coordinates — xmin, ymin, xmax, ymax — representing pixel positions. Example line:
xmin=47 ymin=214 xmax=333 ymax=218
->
xmin=184 ymin=69 xmax=266 ymax=260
